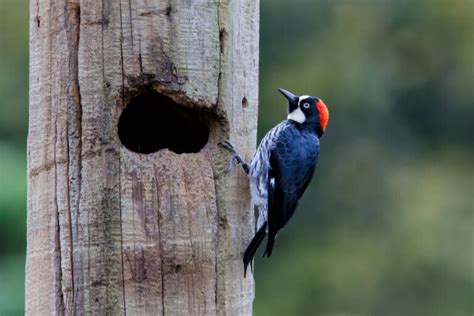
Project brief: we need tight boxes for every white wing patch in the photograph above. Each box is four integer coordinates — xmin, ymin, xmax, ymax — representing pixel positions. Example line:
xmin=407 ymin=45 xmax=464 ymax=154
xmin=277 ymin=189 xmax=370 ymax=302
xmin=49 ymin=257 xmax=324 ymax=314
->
xmin=257 ymin=204 xmax=268 ymax=231
xmin=249 ymin=121 xmax=292 ymax=230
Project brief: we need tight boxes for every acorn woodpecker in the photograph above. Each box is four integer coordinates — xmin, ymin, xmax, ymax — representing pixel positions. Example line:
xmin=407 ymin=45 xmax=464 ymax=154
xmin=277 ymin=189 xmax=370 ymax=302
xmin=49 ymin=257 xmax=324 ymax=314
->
xmin=220 ymin=88 xmax=329 ymax=276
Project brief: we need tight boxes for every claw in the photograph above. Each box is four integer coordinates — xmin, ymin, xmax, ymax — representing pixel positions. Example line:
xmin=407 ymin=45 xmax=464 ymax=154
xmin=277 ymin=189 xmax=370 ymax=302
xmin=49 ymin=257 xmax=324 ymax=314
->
xmin=219 ymin=140 xmax=250 ymax=174
xmin=218 ymin=141 xmax=237 ymax=153
xmin=220 ymin=141 xmax=236 ymax=172
xmin=226 ymin=156 xmax=238 ymax=173
xmin=219 ymin=141 xmax=238 ymax=172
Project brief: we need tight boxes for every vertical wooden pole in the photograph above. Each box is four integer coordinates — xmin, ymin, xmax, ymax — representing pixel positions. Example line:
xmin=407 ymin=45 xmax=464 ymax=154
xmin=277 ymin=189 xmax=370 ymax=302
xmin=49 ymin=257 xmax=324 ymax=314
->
xmin=27 ymin=0 xmax=259 ymax=314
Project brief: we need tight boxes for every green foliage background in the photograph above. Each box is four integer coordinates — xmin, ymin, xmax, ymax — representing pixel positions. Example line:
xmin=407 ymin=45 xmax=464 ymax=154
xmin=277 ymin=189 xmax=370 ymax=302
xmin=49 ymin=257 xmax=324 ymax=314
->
xmin=0 ymin=0 xmax=472 ymax=315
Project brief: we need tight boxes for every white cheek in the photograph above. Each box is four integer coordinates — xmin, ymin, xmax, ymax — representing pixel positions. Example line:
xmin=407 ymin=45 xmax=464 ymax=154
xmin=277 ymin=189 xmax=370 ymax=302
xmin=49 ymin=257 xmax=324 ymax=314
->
xmin=287 ymin=107 xmax=306 ymax=123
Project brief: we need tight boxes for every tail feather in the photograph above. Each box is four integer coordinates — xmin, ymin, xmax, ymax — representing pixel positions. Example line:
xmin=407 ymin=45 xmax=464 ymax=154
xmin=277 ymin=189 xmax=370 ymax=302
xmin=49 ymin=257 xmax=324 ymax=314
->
xmin=262 ymin=233 xmax=275 ymax=258
xmin=243 ymin=225 xmax=267 ymax=277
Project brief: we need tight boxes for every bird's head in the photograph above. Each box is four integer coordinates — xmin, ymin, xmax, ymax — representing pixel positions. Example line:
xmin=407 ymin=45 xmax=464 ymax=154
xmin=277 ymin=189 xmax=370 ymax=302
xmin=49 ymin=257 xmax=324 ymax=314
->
xmin=278 ymin=88 xmax=329 ymax=137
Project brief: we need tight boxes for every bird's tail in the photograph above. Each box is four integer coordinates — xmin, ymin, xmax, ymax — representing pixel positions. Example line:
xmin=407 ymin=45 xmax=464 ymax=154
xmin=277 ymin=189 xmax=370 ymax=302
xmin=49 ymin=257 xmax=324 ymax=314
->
xmin=243 ymin=224 xmax=267 ymax=277
xmin=262 ymin=232 xmax=275 ymax=258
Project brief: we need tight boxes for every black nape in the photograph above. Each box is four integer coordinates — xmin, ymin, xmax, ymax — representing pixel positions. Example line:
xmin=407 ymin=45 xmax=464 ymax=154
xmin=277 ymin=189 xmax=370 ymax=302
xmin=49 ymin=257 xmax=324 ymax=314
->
xmin=118 ymin=90 xmax=209 ymax=154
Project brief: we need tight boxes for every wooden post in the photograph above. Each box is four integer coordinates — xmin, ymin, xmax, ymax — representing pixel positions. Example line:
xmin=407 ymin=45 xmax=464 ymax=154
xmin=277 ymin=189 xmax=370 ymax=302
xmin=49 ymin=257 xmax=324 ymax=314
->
xmin=26 ymin=0 xmax=259 ymax=314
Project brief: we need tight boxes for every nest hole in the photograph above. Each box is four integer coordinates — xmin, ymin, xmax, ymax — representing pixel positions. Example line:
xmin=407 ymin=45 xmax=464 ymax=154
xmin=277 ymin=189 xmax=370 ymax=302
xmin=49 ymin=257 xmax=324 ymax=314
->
xmin=118 ymin=90 xmax=210 ymax=154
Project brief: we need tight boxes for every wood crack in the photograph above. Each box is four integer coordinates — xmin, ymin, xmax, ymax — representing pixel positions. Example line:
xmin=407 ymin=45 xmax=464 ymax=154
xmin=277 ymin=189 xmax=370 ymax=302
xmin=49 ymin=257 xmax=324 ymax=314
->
xmin=35 ymin=0 xmax=40 ymax=28
xmin=216 ymin=3 xmax=224 ymax=109
xmin=119 ymin=152 xmax=127 ymax=315
xmin=138 ymin=35 xmax=143 ymax=74
xmin=65 ymin=119 xmax=75 ymax=312
xmin=209 ymin=160 xmax=221 ymax=314
xmin=214 ymin=3 xmax=225 ymax=312
xmin=54 ymin=108 xmax=65 ymax=315
xmin=128 ymin=0 xmax=134 ymax=52
xmin=64 ymin=1 xmax=82 ymax=311
xmin=154 ymin=171 xmax=166 ymax=316
xmin=118 ymin=1 xmax=127 ymax=314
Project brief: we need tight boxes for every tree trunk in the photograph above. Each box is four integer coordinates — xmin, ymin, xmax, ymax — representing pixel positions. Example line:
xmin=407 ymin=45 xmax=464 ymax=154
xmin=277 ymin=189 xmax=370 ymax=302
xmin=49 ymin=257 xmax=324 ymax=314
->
xmin=26 ymin=0 xmax=259 ymax=314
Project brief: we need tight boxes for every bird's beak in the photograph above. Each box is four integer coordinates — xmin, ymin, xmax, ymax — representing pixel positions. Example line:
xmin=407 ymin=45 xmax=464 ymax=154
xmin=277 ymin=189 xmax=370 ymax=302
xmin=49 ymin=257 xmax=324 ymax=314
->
xmin=278 ymin=88 xmax=299 ymax=113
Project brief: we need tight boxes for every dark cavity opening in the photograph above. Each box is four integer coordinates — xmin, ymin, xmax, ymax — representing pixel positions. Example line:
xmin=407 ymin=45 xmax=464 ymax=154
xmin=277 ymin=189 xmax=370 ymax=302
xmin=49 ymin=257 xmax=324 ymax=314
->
xmin=118 ymin=90 xmax=209 ymax=154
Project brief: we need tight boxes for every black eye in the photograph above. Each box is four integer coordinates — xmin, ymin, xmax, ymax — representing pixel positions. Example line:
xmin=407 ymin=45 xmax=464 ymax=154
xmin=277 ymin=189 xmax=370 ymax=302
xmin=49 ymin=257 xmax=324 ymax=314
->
xmin=303 ymin=102 xmax=310 ymax=109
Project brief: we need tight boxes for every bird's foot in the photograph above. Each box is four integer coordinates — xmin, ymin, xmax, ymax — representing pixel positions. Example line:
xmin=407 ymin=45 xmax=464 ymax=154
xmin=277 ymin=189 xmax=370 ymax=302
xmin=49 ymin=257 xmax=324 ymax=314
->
xmin=219 ymin=140 xmax=238 ymax=154
xmin=218 ymin=141 xmax=250 ymax=174
xmin=219 ymin=141 xmax=239 ymax=172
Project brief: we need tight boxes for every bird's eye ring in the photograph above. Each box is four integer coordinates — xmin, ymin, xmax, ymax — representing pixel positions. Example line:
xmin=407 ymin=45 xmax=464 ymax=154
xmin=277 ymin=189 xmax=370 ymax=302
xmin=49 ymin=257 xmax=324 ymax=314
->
xmin=303 ymin=102 xmax=310 ymax=109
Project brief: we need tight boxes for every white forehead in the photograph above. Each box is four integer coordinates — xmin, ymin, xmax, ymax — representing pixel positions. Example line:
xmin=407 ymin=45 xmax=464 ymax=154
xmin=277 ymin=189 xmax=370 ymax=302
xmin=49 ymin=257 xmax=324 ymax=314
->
xmin=298 ymin=95 xmax=311 ymax=105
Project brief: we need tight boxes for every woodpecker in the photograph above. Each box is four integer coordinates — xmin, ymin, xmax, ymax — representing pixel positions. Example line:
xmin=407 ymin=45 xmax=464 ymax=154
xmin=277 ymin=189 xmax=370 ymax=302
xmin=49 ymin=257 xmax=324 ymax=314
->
xmin=219 ymin=88 xmax=329 ymax=276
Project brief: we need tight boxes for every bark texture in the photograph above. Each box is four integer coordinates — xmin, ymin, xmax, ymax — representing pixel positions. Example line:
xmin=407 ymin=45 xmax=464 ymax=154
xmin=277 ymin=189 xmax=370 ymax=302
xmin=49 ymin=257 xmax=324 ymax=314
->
xmin=26 ymin=0 xmax=259 ymax=314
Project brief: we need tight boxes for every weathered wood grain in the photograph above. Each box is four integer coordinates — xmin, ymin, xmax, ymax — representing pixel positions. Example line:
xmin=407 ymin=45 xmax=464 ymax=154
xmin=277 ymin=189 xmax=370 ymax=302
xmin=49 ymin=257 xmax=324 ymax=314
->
xmin=26 ymin=0 xmax=259 ymax=314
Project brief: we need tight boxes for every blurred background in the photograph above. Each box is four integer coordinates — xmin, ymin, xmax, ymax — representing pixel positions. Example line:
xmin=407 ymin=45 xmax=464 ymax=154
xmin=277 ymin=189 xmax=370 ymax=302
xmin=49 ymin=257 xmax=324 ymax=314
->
xmin=0 ymin=0 xmax=472 ymax=315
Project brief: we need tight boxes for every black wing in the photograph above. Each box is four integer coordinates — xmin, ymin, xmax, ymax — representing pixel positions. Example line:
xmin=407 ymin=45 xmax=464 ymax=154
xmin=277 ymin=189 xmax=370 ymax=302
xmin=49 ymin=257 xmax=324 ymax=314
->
xmin=263 ymin=128 xmax=319 ymax=257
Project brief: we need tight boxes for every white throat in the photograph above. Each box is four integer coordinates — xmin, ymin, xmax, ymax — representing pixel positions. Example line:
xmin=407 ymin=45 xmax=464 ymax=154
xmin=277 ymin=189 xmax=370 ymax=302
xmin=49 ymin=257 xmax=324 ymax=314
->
xmin=287 ymin=107 xmax=305 ymax=124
